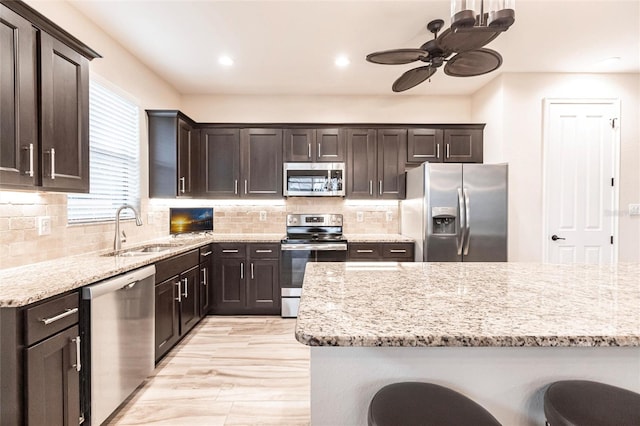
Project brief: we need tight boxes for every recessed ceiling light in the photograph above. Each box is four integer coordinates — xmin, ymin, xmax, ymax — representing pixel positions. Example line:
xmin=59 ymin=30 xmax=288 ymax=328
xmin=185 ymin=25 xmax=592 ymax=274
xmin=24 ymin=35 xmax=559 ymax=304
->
xmin=335 ymin=55 xmax=350 ymax=68
xmin=218 ymin=55 xmax=234 ymax=67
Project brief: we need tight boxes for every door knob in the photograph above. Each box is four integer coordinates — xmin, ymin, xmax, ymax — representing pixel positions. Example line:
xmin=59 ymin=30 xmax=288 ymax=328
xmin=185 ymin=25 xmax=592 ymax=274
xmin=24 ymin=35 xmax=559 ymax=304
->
xmin=551 ymin=234 xmax=566 ymax=241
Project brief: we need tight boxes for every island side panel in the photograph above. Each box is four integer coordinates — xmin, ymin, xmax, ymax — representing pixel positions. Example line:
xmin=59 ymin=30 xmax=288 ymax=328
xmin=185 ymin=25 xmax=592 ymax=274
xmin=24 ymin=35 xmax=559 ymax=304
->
xmin=310 ymin=346 xmax=640 ymax=426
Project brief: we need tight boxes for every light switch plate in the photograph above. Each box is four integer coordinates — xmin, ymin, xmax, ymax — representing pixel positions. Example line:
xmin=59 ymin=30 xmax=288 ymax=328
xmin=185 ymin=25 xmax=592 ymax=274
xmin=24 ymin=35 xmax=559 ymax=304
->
xmin=386 ymin=211 xmax=393 ymax=222
xmin=259 ymin=211 xmax=267 ymax=221
xmin=37 ymin=216 xmax=51 ymax=236
xmin=629 ymin=204 xmax=640 ymax=216
xmin=356 ymin=211 xmax=364 ymax=222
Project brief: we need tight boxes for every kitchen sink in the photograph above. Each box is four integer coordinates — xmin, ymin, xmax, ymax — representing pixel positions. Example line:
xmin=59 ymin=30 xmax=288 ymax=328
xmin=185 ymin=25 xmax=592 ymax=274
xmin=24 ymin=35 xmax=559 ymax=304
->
xmin=103 ymin=243 xmax=182 ymax=257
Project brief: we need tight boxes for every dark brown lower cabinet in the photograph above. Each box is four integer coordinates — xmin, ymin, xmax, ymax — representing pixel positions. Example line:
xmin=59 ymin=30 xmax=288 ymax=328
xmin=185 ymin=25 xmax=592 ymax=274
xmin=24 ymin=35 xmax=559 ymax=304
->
xmin=26 ymin=325 xmax=81 ymax=426
xmin=212 ymin=243 xmax=280 ymax=315
xmin=154 ymin=277 xmax=180 ymax=361
xmin=178 ymin=265 xmax=200 ymax=333
xmin=199 ymin=245 xmax=213 ymax=316
xmin=348 ymin=242 xmax=415 ymax=262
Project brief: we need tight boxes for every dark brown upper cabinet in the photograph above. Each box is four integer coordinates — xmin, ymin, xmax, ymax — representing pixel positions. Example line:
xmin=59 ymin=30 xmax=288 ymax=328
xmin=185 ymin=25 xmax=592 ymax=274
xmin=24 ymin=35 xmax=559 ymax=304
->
xmin=443 ymin=128 xmax=483 ymax=163
xmin=346 ymin=128 xmax=406 ymax=199
xmin=199 ymin=127 xmax=282 ymax=199
xmin=147 ymin=110 xmax=200 ymax=198
xmin=0 ymin=1 xmax=99 ymax=193
xmin=407 ymin=128 xmax=444 ymax=163
xmin=283 ymin=128 xmax=345 ymax=162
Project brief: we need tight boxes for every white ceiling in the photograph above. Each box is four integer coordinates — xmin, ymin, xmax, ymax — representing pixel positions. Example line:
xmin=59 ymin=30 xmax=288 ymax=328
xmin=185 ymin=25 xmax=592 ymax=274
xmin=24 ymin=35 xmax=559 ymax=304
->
xmin=67 ymin=0 xmax=640 ymax=96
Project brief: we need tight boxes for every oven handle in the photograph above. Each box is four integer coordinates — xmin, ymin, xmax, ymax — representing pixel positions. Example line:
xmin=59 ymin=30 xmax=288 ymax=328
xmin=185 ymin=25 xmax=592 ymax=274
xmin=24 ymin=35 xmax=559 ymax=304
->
xmin=281 ymin=243 xmax=347 ymax=251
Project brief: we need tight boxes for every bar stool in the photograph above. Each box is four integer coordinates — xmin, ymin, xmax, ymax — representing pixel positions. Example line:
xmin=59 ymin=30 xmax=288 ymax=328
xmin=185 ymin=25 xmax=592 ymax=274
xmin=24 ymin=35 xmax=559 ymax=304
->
xmin=368 ymin=382 xmax=501 ymax=426
xmin=544 ymin=380 xmax=640 ymax=426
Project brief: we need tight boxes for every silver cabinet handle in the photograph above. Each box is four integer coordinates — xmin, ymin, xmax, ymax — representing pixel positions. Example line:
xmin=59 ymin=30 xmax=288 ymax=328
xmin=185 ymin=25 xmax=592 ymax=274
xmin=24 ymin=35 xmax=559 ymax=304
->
xmin=234 ymin=179 xmax=238 ymax=195
xmin=255 ymin=249 xmax=272 ymax=253
xmin=317 ymin=142 xmax=321 ymax=159
xmin=201 ymin=267 xmax=207 ymax=286
xmin=48 ymin=148 xmax=56 ymax=179
xmin=240 ymin=262 xmax=244 ymax=279
xmin=369 ymin=180 xmax=373 ymax=196
xmin=379 ymin=180 xmax=383 ymax=196
xmin=40 ymin=307 xmax=78 ymax=325
xmin=71 ymin=336 xmax=81 ymax=372
xmin=446 ymin=143 xmax=450 ymax=159
xmin=356 ymin=249 xmax=374 ymax=253
xmin=251 ymin=263 xmax=254 ymax=279
xmin=463 ymin=188 xmax=471 ymax=255
xmin=182 ymin=277 xmax=188 ymax=298
xmin=23 ymin=144 xmax=34 ymax=177
xmin=308 ymin=143 xmax=311 ymax=159
xmin=436 ymin=143 xmax=440 ymax=159
xmin=200 ymin=251 xmax=212 ymax=257
xmin=222 ymin=249 xmax=239 ymax=253
xmin=175 ymin=281 xmax=182 ymax=302
xmin=179 ymin=176 xmax=186 ymax=193
xmin=457 ymin=187 xmax=465 ymax=256
xmin=389 ymin=249 xmax=407 ymax=253
xmin=244 ymin=180 xmax=248 ymax=194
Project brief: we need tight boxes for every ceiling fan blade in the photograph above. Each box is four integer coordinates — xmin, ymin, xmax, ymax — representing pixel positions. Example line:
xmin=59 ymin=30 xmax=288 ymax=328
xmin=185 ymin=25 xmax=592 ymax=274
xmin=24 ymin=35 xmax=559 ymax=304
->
xmin=366 ymin=49 xmax=428 ymax=65
xmin=444 ymin=48 xmax=503 ymax=77
xmin=392 ymin=66 xmax=437 ymax=92
xmin=437 ymin=28 xmax=501 ymax=53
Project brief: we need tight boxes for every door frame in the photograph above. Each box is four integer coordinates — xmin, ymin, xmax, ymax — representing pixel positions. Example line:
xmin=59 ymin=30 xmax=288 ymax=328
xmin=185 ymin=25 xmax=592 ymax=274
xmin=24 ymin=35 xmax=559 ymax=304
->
xmin=541 ymin=98 xmax=621 ymax=263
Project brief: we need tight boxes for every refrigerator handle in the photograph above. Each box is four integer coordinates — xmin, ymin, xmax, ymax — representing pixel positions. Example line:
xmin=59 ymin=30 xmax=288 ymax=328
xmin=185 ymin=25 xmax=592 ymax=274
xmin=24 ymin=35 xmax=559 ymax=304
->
xmin=457 ymin=187 xmax=465 ymax=255
xmin=463 ymin=188 xmax=471 ymax=255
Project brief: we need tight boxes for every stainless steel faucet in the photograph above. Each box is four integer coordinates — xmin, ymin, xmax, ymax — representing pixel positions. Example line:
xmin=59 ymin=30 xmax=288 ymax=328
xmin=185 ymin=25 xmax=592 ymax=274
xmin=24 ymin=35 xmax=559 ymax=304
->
xmin=114 ymin=204 xmax=143 ymax=251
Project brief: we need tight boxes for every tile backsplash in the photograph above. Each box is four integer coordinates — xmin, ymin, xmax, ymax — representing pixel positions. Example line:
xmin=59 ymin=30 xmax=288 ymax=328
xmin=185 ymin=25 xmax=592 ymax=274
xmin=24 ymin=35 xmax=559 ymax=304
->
xmin=0 ymin=192 xmax=399 ymax=269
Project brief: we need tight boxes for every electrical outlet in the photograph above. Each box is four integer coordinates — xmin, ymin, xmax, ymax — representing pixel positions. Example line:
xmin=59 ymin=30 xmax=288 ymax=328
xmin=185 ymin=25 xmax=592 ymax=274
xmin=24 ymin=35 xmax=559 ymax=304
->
xmin=386 ymin=211 xmax=393 ymax=222
xmin=629 ymin=204 xmax=640 ymax=216
xmin=356 ymin=211 xmax=364 ymax=222
xmin=259 ymin=211 xmax=267 ymax=221
xmin=37 ymin=216 xmax=51 ymax=236
xmin=147 ymin=213 xmax=154 ymax=225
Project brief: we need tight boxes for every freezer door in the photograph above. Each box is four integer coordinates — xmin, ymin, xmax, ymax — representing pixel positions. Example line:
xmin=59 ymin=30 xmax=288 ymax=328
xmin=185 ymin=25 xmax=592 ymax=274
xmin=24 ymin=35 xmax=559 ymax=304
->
xmin=462 ymin=164 xmax=508 ymax=261
xmin=425 ymin=163 xmax=463 ymax=261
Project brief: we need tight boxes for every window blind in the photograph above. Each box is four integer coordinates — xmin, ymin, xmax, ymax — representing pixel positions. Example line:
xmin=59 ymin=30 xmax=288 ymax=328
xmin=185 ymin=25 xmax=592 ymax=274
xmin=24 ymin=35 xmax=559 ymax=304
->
xmin=67 ymin=80 xmax=140 ymax=224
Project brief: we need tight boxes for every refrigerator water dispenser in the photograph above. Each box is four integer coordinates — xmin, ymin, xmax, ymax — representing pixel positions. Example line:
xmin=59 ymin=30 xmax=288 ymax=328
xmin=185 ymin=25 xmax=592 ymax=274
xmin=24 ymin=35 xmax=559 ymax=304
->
xmin=432 ymin=207 xmax=457 ymax=234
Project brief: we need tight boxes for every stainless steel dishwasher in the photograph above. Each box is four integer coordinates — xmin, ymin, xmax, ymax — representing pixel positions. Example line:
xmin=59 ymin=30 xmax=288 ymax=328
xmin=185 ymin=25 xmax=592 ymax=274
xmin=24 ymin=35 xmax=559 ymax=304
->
xmin=82 ymin=265 xmax=155 ymax=426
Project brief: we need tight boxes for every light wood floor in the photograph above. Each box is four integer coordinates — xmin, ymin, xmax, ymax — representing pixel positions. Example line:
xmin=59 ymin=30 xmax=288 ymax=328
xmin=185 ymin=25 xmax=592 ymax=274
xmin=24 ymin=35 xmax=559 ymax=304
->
xmin=106 ymin=316 xmax=310 ymax=425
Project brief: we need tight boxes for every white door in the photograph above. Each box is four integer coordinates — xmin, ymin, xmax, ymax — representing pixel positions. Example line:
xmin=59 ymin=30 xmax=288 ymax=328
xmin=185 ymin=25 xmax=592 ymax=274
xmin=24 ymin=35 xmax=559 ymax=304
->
xmin=543 ymin=100 xmax=618 ymax=264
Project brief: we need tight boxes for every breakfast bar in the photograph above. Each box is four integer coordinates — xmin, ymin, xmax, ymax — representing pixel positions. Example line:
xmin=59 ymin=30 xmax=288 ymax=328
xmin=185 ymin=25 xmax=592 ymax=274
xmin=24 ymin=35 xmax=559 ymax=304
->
xmin=295 ymin=262 xmax=640 ymax=425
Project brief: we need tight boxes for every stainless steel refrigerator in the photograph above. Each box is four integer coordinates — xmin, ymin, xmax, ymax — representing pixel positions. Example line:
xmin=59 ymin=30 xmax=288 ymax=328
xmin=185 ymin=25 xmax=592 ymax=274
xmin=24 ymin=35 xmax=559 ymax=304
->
xmin=401 ymin=163 xmax=508 ymax=262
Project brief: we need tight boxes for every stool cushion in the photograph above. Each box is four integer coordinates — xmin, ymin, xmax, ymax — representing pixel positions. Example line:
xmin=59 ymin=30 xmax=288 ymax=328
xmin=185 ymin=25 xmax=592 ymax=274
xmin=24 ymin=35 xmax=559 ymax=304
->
xmin=368 ymin=382 xmax=501 ymax=426
xmin=544 ymin=380 xmax=640 ymax=426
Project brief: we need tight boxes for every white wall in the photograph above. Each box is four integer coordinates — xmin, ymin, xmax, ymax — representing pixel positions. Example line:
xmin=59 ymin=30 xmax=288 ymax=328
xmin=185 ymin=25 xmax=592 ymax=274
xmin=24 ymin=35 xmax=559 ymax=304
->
xmin=472 ymin=73 xmax=640 ymax=262
xmin=182 ymin=94 xmax=471 ymax=123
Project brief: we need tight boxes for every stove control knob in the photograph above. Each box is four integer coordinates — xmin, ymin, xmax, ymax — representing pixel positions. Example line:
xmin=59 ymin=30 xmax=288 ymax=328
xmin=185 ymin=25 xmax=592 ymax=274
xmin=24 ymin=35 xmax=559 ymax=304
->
xmin=290 ymin=217 xmax=298 ymax=225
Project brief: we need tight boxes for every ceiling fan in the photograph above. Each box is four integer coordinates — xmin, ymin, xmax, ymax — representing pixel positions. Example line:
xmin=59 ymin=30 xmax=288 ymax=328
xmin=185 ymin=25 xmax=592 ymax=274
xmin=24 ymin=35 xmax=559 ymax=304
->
xmin=366 ymin=11 xmax=514 ymax=92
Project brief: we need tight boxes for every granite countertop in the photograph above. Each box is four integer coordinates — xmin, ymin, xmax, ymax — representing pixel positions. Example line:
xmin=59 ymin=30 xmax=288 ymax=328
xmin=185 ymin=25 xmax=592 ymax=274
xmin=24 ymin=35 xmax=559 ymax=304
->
xmin=295 ymin=262 xmax=640 ymax=348
xmin=0 ymin=233 xmax=283 ymax=308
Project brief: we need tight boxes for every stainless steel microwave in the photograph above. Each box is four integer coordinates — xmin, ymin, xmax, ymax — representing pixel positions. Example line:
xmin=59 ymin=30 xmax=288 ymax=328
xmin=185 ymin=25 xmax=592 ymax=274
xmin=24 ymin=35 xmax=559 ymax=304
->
xmin=283 ymin=162 xmax=345 ymax=196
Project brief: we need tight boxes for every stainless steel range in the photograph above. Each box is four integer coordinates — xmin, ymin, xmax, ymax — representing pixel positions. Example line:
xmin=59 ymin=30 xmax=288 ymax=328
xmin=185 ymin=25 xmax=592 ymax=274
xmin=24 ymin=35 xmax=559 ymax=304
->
xmin=280 ymin=214 xmax=347 ymax=317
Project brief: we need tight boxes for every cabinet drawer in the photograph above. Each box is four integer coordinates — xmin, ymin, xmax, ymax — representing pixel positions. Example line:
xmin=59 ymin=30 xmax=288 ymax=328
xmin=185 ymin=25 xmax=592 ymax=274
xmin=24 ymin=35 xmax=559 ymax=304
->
xmin=214 ymin=243 xmax=246 ymax=258
xmin=199 ymin=244 xmax=213 ymax=262
xmin=348 ymin=243 xmax=380 ymax=260
xmin=249 ymin=243 xmax=279 ymax=259
xmin=24 ymin=292 xmax=79 ymax=346
xmin=381 ymin=243 xmax=414 ymax=260
xmin=155 ymin=249 xmax=199 ymax=283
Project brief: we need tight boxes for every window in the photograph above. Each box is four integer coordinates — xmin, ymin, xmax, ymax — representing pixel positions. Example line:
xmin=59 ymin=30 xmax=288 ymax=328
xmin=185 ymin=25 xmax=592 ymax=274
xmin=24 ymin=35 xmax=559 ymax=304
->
xmin=67 ymin=80 xmax=140 ymax=224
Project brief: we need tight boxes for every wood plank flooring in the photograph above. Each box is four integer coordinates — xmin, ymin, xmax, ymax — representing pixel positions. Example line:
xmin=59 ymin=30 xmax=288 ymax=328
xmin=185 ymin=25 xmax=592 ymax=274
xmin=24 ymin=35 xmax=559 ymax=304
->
xmin=106 ymin=316 xmax=310 ymax=425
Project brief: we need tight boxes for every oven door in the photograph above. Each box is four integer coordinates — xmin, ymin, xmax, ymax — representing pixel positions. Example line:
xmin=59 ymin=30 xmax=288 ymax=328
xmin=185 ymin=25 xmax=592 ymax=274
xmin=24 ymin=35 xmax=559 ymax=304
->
xmin=280 ymin=246 xmax=313 ymax=317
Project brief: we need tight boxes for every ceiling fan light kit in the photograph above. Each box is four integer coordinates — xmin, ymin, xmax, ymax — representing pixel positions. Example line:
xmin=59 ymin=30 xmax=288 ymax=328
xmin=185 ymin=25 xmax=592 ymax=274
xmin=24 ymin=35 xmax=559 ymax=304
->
xmin=366 ymin=0 xmax=515 ymax=92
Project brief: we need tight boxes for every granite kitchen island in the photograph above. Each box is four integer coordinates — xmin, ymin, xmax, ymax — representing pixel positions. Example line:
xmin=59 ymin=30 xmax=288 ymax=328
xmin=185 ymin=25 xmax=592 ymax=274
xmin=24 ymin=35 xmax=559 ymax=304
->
xmin=295 ymin=262 xmax=640 ymax=426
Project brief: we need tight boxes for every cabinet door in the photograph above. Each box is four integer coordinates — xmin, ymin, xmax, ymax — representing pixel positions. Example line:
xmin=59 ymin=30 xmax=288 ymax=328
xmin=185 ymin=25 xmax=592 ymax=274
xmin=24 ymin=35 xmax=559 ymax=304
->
xmin=201 ymin=128 xmax=241 ymax=197
xmin=316 ymin=128 xmax=345 ymax=162
xmin=407 ymin=129 xmax=443 ymax=163
xmin=155 ymin=277 xmax=180 ymax=361
xmin=380 ymin=242 xmax=415 ymax=261
xmin=377 ymin=129 xmax=406 ymax=199
xmin=241 ymin=128 xmax=282 ymax=198
xmin=179 ymin=266 xmax=200 ymax=335
xmin=39 ymin=32 xmax=90 ymax=193
xmin=213 ymin=257 xmax=246 ymax=314
xmin=177 ymin=118 xmax=198 ymax=197
xmin=346 ymin=128 xmax=377 ymax=199
xmin=199 ymin=248 xmax=213 ymax=317
xmin=26 ymin=325 xmax=80 ymax=426
xmin=0 ymin=5 xmax=37 ymax=189
xmin=443 ymin=128 xmax=483 ymax=163
xmin=283 ymin=128 xmax=315 ymax=162
xmin=247 ymin=259 xmax=280 ymax=314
